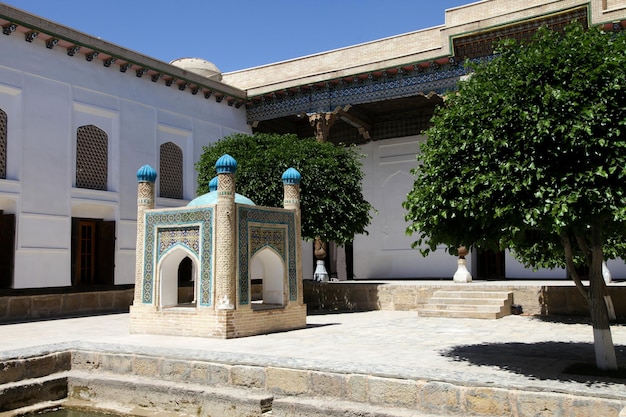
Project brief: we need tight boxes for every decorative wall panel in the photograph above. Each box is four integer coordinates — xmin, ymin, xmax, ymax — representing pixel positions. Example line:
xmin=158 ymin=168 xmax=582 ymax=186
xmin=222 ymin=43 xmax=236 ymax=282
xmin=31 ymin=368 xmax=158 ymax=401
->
xmin=238 ymin=207 xmax=297 ymax=305
xmin=143 ymin=208 xmax=213 ymax=306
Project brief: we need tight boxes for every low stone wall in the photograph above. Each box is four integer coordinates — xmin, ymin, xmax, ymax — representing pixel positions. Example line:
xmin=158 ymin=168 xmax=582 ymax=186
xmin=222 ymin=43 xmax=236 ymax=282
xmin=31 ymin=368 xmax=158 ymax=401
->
xmin=304 ymin=280 xmax=626 ymax=318
xmin=1 ymin=281 xmax=625 ymax=324
xmin=1 ymin=350 xmax=625 ymax=417
xmin=0 ymin=288 xmax=133 ymax=323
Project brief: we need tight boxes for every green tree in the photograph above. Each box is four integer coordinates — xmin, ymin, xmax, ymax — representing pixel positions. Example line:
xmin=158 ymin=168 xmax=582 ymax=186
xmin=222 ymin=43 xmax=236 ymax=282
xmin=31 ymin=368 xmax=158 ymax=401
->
xmin=196 ymin=133 xmax=373 ymax=245
xmin=403 ymin=23 xmax=626 ymax=370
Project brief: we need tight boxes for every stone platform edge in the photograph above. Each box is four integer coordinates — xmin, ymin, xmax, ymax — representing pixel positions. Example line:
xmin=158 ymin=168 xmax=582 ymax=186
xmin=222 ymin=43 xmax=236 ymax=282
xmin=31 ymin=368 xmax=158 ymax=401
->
xmin=1 ymin=349 xmax=625 ymax=417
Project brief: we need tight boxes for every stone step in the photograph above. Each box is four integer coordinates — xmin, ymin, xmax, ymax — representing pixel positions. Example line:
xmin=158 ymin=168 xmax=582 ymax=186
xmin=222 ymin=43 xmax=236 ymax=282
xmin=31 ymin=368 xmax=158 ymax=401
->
xmin=418 ymin=309 xmax=508 ymax=319
xmin=432 ymin=290 xmax=513 ymax=299
xmin=419 ymin=290 xmax=513 ymax=319
xmin=422 ymin=303 xmax=504 ymax=312
xmin=427 ymin=297 xmax=505 ymax=305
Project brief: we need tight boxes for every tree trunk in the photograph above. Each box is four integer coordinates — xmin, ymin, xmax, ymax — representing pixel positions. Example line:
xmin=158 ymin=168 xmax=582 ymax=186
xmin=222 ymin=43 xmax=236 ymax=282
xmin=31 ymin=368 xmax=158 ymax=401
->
xmin=564 ymin=229 xmax=618 ymax=371
xmin=587 ymin=232 xmax=618 ymax=371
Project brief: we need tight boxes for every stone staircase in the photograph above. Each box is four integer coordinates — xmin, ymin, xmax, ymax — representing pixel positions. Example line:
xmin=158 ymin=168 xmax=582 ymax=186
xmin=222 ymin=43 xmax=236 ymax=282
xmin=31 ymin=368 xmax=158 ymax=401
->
xmin=419 ymin=290 xmax=513 ymax=319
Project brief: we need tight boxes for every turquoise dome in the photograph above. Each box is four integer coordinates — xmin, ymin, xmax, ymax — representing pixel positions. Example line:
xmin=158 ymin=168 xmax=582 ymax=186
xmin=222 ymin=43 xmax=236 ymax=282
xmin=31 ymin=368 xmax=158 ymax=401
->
xmin=215 ymin=154 xmax=237 ymax=174
xmin=209 ymin=176 xmax=218 ymax=191
xmin=137 ymin=165 xmax=157 ymax=183
xmin=187 ymin=176 xmax=255 ymax=207
xmin=187 ymin=192 xmax=255 ymax=207
xmin=282 ymin=167 xmax=301 ymax=185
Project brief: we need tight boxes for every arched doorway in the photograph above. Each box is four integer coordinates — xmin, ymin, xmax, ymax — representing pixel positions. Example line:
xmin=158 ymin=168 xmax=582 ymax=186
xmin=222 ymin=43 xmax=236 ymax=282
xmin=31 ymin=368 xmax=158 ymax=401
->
xmin=249 ymin=247 xmax=285 ymax=309
xmin=158 ymin=247 xmax=198 ymax=308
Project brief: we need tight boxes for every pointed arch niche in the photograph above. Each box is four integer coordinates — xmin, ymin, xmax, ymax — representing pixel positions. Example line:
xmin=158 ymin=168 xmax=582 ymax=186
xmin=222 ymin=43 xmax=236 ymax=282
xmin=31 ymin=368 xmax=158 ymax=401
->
xmin=249 ymin=247 xmax=285 ymax=309
xmin=158 ymin=245 xmax=199 ymax=309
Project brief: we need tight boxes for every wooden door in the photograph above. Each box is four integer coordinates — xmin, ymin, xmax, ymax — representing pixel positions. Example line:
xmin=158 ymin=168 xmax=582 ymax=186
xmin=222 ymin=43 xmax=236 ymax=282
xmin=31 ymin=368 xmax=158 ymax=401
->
xmin=0 ymin=212 xmax=15 ymax=288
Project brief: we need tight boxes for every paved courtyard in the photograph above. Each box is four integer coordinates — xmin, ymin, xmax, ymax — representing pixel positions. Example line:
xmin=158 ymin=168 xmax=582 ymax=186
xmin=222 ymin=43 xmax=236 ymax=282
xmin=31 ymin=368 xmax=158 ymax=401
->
xmin=2 ymin=309 xmax=625 ymax=404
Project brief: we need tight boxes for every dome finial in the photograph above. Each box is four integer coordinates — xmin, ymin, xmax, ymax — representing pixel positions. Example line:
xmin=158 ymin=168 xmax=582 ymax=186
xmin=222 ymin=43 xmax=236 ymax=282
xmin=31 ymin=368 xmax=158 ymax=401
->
xmin=137 ymin=165 xmax=157 ymax=183
xmin=282 ymin=167 xmax=301 ymax=185
xmin=215 ymin=154 xmax=237 ymax=174
xmin=209 ymin=176 xmax=218 ymax=191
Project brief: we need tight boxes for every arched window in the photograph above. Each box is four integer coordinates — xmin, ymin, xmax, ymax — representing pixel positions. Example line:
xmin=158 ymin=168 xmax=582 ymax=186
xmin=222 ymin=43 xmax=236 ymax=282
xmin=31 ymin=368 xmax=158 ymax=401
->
xmin=76 ymin=125 xmax=108 ymax=190
xmin=159 ymin=142 xmax=183 ymax=199
xmin=0 ymin=109 xmax=7 ymax=179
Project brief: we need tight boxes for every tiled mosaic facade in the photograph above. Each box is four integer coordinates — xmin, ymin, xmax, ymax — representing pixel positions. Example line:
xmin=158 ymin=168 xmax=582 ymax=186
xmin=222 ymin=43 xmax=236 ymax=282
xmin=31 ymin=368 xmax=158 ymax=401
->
xmin=159 ymin=142 xmax=183 ymax=199
xmin=143 ymin=208 xmax=213 ymax=306
xmin=237 ymin=206 xmax=297 ymax=305
xmin=0 ymin=109 xmax=5 ymax=179
xmin=76 ymin=125 xmax=108 ymax=190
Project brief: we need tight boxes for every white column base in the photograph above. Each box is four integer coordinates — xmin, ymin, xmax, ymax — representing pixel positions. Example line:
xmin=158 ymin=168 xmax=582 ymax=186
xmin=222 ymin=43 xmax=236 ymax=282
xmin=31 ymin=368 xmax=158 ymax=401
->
xmin=593 ymin=327 xmax=618 ymax=371
xmin=314 ymin=260 xmax=329 ymax=282
xmin=453 ymin=258 xmax=472 ymax=283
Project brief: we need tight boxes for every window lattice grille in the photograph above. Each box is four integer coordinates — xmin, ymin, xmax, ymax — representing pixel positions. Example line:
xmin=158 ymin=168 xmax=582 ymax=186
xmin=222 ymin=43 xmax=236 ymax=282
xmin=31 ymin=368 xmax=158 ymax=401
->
xmin=0 ymin=110 xmax=6 ymax=179
xmin=160 ymin=142 xmax=183 ymax=199
xmin=76 ymin=125 xmax=108 ymax=190
xmin=453 ymin=7 xmax=588 ymax=60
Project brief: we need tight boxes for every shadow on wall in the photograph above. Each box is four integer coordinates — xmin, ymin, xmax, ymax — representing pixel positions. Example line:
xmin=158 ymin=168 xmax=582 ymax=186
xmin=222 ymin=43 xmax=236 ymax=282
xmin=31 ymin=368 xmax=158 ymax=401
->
xmin=539 ymin=286 xmax=626 ymax=318
xmin=304 ymin=280 xmax=380 ymax=313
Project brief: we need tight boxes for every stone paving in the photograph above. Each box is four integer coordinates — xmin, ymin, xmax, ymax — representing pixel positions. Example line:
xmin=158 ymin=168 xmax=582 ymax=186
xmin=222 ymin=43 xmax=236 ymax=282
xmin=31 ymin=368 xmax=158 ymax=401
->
xmin=2 ymin=310 xmax=625 ymax=401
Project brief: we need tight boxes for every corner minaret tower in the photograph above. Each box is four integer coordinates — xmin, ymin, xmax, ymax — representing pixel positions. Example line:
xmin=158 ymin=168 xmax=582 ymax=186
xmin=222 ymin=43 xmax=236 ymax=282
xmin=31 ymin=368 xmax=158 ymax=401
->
xmin=282 ymin=167 xmax=304 ymax=304
xmin=215 ymin=154 xmax=237 ymax=310
xmin=133 ymin=165 xmax=157 ymax=304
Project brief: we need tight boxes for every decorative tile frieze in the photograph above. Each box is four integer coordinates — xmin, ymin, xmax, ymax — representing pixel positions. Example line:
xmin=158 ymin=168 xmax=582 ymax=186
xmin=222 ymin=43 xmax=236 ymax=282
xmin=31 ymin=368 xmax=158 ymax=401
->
xmin=246 ymin=64 xmax=464 ymax=122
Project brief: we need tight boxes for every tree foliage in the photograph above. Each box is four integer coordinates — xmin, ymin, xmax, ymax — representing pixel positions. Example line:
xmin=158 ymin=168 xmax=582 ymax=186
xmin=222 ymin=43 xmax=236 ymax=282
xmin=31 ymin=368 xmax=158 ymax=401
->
xmin=405 ymin=23 xmax=626 ymax=265
xmin=403 ymin=23 xmax=626 ymax=370
xmin=196 ymin=133 xmax=373 ymax=244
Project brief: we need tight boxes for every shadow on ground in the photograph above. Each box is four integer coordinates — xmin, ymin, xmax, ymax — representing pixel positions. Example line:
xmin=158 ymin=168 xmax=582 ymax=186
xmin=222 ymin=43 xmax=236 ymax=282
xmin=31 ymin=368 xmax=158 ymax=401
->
xmin=532 ymin=315 xmax=626 ymax=325
xmin=442 ymin=341 xmax=626 ymax=385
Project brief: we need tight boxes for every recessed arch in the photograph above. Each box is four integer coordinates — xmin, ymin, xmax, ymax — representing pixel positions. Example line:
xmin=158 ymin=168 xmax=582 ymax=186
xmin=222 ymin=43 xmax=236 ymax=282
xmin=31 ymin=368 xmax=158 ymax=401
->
xmin=158 ymin=245 xmax=199 ymax=308
xmin=76 ymin=124 xmax=108 ymax=190
xmin=159 ymin=141 xmax=183 ymax=199
xmin=249 ymin=246 xmax=285 ymax=306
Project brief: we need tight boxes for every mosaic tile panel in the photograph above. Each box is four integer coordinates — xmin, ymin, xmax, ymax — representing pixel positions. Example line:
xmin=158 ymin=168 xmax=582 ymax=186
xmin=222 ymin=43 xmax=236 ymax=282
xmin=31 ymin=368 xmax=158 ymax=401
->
xmin=143 ymin=208 xmax=213 ymax=306
xmin=238 ymin=207 xmax=297 ymax=305
xmin=158 ymin=227 xmax=199 ymax=257
xmin=250 ymin=227 xmax=286 ymax=260
xmin=159 ymin=142 xmax=183 ymax=199
xmin=76 ymin=125 xmax=108 ymax=190
xmin=0 ymin=109 xmax=6 ymax=179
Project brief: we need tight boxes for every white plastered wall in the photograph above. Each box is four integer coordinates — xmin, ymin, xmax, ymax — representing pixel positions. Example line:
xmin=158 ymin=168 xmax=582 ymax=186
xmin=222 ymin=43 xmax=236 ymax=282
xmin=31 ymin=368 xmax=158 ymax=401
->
xmin=0 ymin=31 xmax=250 ymax=289
xmin=354 ymin=135 xmax=626 ymax=280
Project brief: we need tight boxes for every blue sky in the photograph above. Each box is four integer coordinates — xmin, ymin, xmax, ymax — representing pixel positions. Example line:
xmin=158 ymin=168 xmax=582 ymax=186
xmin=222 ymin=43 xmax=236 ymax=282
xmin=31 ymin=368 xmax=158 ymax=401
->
xmin=3 ymin=1 xmax=471 ymax=72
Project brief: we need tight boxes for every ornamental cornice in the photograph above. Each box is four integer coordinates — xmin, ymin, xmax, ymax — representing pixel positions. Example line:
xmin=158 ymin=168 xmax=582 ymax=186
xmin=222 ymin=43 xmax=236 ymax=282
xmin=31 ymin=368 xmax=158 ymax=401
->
xmin=247 ymin=60 xmax=463 ymax=122
xmin=0 ymin=4 xmax=248 ymax=108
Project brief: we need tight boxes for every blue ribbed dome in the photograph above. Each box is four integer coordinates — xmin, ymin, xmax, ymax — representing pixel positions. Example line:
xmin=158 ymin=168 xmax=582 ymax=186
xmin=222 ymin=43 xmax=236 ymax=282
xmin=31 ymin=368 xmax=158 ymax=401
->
xmin=209 ymin=176 xmax=218 ymax=191
xmin=215 ymin=154 xmax=237 ymax=174
xmin=136 ymin=165 xmax=157 ymax=183
xmin=282 ymin=167 xmax=301 ymax=185
xmin=187 ymin=191 xmax=255 ymax=207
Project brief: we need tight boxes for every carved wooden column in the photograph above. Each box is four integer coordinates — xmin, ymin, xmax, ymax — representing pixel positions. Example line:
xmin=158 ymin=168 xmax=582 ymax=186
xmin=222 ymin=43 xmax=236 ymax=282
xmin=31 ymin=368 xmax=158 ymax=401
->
xmin=308 ymin=112 xmax=337 ymax=142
